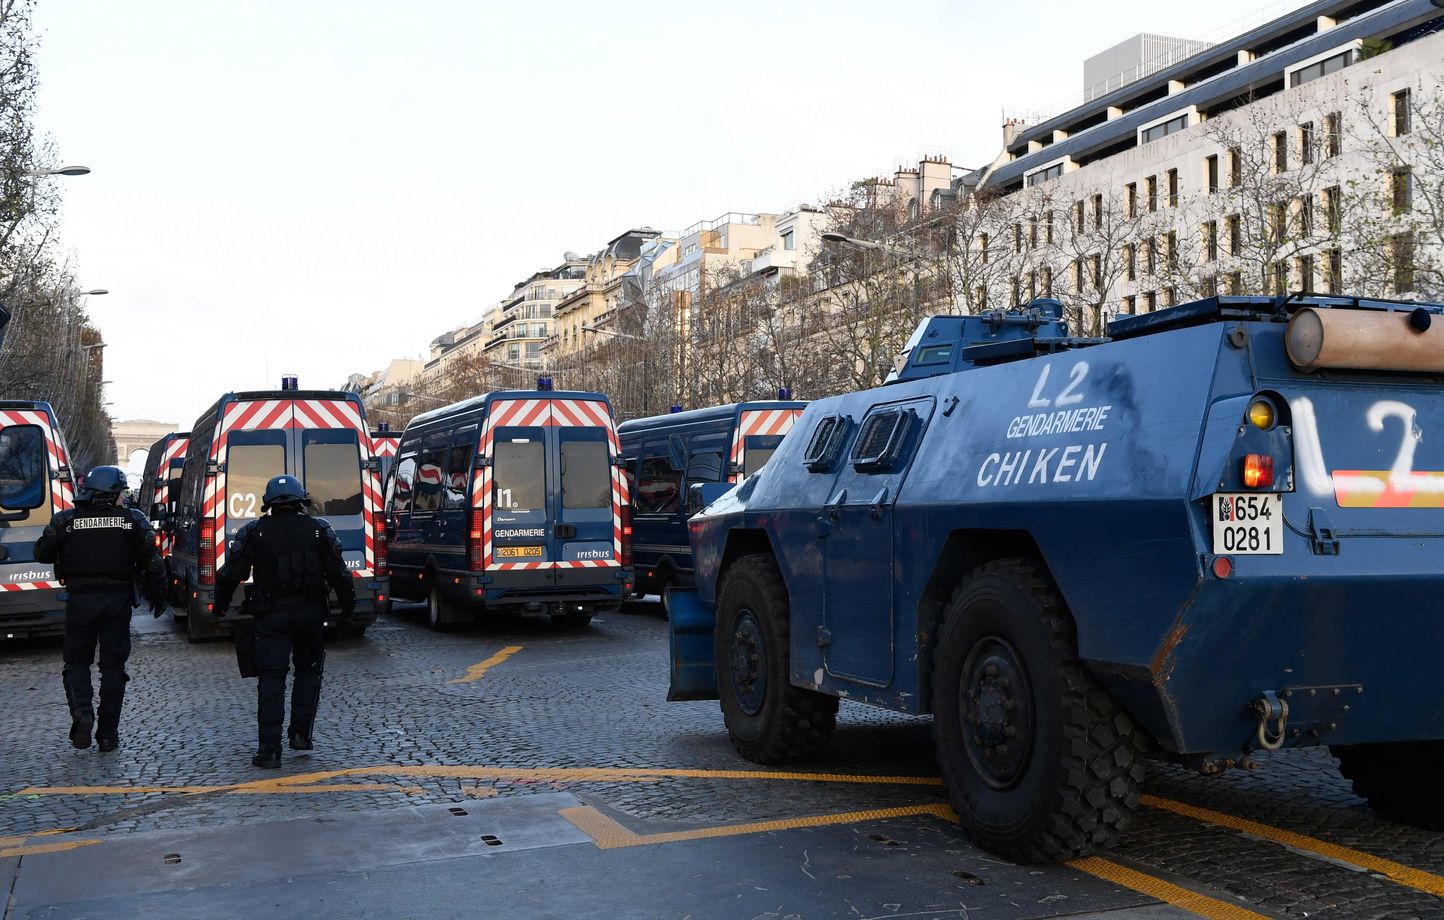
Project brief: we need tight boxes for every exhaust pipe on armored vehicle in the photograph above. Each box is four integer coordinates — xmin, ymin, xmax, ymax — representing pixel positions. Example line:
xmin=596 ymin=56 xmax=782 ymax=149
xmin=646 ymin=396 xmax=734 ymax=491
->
xmin=1287 ymin=306 xmax=1444 ymax=373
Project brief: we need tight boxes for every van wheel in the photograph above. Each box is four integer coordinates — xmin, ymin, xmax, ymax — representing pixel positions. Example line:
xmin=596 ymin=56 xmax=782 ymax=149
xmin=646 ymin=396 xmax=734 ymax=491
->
xmin=427 ymin=586 xmax=455 ymax=632
xmin=377 ymin=596 xmax=393 ymax=617
xmin=658 ymin=575 xmax=673 ymax=620
xmin=715 ymin=554 xmax=837 ymax=764
xmin=932 ymin=558 xmax=1146 ymax=863
xmin=1333 ymin=742 xmax=1444 ymax=830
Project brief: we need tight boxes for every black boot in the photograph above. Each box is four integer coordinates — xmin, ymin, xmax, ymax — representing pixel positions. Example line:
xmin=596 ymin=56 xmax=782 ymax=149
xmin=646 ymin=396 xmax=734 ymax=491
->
xmin=251 ymin=746 xmax=282 ymax=769
xmin=96 ymin=735 xmax=118 ymax=753
xmin=287 ymin=728 xmax=313 ymax=751
xmin=69 ymin=711 xmax=94 ymax=749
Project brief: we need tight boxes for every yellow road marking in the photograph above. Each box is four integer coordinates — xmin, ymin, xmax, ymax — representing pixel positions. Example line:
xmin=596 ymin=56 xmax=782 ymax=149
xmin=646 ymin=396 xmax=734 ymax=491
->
xmin=560 ymin=802 xmax=958 ymax=849
xmin=448 ymin=645 xmax=523 ymax=684
xmin=0 ymin=828 xmax=76 ymax=847
xmin=1069 ymin=856 xmax=1269 ymax=919
xmin=0 ymin=839 xmax=103 ymax=859
xmin=1144 ymin=795 xmax=1444 ymax=899
xmin=18 ymin=764 xmax=942 ymax=797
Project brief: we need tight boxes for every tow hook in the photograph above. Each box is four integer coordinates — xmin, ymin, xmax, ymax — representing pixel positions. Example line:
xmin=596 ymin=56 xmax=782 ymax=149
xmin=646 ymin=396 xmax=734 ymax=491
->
xmin=1251 ymin=690 xmax=1289 ymax=751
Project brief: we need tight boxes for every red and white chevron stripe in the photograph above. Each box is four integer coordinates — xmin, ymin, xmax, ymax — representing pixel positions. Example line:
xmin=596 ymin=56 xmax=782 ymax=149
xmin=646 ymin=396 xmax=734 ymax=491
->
xmin=0 ymin=580 xmax=61 ymax=592
xmin=473 ymin=397 xmax=623 ymax=571
xmin=728 ymin=407 xmax=803 ymax=483
xmin=155 ymin=437 xmax=189 ymax=557
xmin=207 ymin=398 xmax=375 ymax=574
xmin=371 ymin=435 xmax=399 ymax=459
xmin=0 ymin=408 xmax=75 ymax=514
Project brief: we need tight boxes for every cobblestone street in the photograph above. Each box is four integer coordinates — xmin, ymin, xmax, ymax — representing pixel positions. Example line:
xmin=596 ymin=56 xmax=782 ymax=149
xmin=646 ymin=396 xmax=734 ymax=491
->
xmin=3 ymin=602 xmax=1444 ymax=919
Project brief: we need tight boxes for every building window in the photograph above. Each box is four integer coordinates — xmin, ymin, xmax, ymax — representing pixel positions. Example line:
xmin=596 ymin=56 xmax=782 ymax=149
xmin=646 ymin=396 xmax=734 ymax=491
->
xmin=1124 ymin=243 xmax=1136 ymax=281
xmin=1125 ymin=184 xmax=1137 ymax=219
xmin=1072 ymin=259 xmax=1083 ymax=292
xmin=1204 ymin=221 xmax=1218 ymax=262
xmin=1202 ymin=274 xmax=1218 ymax=297
xmin=1013 ymin=223 xmax=1022 ymax=253
xmin=1273 ymin=132 xmax=1288 ymax=173
xmin=1166 ymin=231 xmax=1178 ymax=272
xmin=1391 ymin=233 xmax=1415 ymax=293
xmin=1391 ymin=167 xmax=1412 ymax=215
xmin=1090 ymin=254 xmax=1102 ymax=289
xmin=1229 ymin=147 xmax=1242 ymax=187
xmin=1141 ymin=113 xmax=1189 ymax=144
xmin=1228 ymin=214 xmax=1242 ymax=257
xmin=1392 ymin=89 xmax=1412 ymax=136
xmin=979 ymin=232 xmax=989 ymax=263
xmin=1092 ymin=194 xmax=1103 ymax=229
xmin=1144 ymin=291 xmax=1157 ymax=312
xmin=1271 ymin=261 xmax=1288 ymax=294
xmin=1206 ymin=155 xmax=1219 ymax=194
xmin=1044 ymin=210 xmax=1054 ymax=244
xmin=1290 ymin=49 xmax=1353 ymax=87
xmin=1165 ymin=286 xmax=1177 ymax=307
xmin=1167 ymin=169 xmax=1179 ymax=208
xmin=781 ymin=230 xmax=795 ymax=251
xmin=1073 ymin=199 xmax=1085 ymax=234
xmin=1028 ymin=216 xmax=1038 ymax=249
xmin=1269 ymin=202 xmax=1288 ymax=245
xmin=1123 ymin=294 xmax=1137 ymax=314
xmin=1296 ymin=254 xmax=1315 ymax=291
xmin=1041 ymin=266 xmax=1053 ymax=295
xmin=1323 ymin=186 xmax=1341 ymax=235
xmin=1146 ymin=175 xmax=1158 ymax=212
xmin=1299 ymin=122 xmax=1314 ymax=166
xmin=1228 ymin=272 xmax=1243 ymax=295
xmin=1325 ymin=249 xmax=1342 ymax=293
xmin=1325 ymin=112 xmax=1342 ymax=157
xmin=1145 ymin=237 xmax=1157 ymax=275
xmin=1029 ymin=163 xmax=1064 ymax=186
xmin=1296 ymin=195 xmax=1313 ymax=238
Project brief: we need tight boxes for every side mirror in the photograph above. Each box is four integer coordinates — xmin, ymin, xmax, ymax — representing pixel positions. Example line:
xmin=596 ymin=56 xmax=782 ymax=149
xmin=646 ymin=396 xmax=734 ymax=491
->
xmin=56 ymin=467 xmax=73 ymax=484
xmin=667 ymin=435 xmax=686 ymax=472
xmin=686 ymin=482 xmax=731 ymax=515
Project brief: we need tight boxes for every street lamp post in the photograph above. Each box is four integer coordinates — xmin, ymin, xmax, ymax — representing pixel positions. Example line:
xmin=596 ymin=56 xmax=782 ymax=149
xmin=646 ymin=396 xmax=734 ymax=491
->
xmin=22 ymin=165 xmax=91 ymax=178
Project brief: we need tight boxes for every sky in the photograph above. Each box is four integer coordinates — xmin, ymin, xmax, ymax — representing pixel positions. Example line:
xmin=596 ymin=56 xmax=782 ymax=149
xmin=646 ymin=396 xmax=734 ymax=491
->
xmin=33 ymin=0 xmax=1306 ymax=426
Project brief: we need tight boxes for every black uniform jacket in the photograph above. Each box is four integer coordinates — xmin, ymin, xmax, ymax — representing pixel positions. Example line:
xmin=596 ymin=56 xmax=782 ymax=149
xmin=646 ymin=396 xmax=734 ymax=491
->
xmin=213 ymin=510 xmax=356 ymax=616
xmin=34 ymin=503 xmax=165 ymax=600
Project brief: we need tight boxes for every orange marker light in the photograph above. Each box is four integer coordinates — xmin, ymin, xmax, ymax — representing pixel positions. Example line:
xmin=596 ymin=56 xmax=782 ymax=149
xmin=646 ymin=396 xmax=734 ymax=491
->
xmin=1212 ymin=556 xmax=1233 ymax=579
xmin=1242 ymin=454 xmax=1274 ymax=488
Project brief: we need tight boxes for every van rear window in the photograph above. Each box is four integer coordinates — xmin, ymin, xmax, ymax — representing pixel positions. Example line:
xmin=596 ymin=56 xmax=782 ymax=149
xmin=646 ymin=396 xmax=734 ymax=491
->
xmin=0 ymin=425 xmax=50 ymax=525
xmin=561 ymin=441 xmax=609 ymax=509
xmin=304 ymin=433 xmax=363 ymax=517
xmin=227 ymin=444 xmax=284 ymax=522
xmin=494 ymin=439 xmax=545 ymax=512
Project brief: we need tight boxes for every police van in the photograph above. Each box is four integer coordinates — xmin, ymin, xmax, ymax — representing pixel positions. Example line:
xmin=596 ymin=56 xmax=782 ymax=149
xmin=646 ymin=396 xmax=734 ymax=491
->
xmin=171 ymin=381 xmax=387 ymax=641
xmin=617 ymin=396 xmax=804 ymax=609
xmin=136 ymin=431 xmax=190 ymax=607
xmin=0 ymin=401 xmax=77 ymax=639
xmin=370 ymin=423 xmax=399 ymax=489
xmin=385 ymin=381 xmax=632 ymax=629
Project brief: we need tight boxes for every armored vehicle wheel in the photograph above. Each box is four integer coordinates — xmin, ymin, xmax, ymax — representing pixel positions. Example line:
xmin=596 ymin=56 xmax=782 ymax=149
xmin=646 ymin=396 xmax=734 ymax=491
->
xmin=932 ymin=558 xmax=1145 ymax=863
xmin=1333 ymin=742 xmax=1444 ymax=830
xmin=715 ymin=554 xmax=838 ymax=764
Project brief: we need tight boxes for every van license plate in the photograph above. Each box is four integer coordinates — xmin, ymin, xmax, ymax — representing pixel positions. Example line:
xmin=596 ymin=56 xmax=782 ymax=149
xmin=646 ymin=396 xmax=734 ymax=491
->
xmin=496 ymin=545 xmax=544 ymax=559
xmin=1212 ymin=493 xmax=1283 ymax=555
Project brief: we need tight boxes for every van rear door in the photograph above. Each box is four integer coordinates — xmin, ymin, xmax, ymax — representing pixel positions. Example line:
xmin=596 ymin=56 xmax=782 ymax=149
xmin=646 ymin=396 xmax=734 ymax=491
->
xmin=0 ymin=407 xmax=71 ymax=595
xmin=481 ymin=396 xmax=623 ymax=584
xmin=730 ymin=406 xmax=804 ymax=483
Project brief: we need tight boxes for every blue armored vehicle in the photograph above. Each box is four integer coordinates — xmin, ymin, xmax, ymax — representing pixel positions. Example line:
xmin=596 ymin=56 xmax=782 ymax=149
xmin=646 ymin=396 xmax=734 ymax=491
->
xmin=669 ymin=295 xmax=1444 ymax=863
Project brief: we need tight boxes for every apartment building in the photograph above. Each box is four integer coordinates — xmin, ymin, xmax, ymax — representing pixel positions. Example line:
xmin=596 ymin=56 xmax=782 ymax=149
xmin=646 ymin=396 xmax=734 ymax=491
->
xmin=974 ymin=0 xmax=1444 ymax=318
xmin=545 ymin=229 xmax=665 ymax=361
xmin=481 ymin=257 xmax=587 ymax=370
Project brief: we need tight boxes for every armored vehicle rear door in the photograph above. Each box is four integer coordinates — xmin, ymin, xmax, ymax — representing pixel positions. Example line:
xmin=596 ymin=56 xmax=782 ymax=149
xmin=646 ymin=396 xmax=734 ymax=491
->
xmin=821 ymin=397 xmax=933 ymax=686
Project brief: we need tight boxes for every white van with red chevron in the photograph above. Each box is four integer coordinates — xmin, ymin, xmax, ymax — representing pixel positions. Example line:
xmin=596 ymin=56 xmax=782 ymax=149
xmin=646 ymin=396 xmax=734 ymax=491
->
xmin=385 ymin=380 xmax=633 ymax=629
xmin=171 ymin=380 xmax=387 ymax=641
xmin=0 ymin=401 xmax=77 ymax=639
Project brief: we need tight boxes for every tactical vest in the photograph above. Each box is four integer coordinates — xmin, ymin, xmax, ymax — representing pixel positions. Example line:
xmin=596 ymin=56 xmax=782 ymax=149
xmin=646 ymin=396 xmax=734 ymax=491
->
xmin=57 ymin=505 xmax=141 ymax=587
xmin=250 ymin=512 xmax=329 ymax=599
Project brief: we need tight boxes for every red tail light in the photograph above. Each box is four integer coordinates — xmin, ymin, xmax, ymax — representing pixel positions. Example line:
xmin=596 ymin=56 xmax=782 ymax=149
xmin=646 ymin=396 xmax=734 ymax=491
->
xmin=468 ymin=509 xmax=486 ymax=570
xmin=1242 ymin=453 xmax=1274 ymax=488
xmin=199 ymin=519 xmax=216 ymax=585
xmin=620 ymin=502 xmax=632 ymax=566
xmin=374 ymin=529 xmax=389 ymax=577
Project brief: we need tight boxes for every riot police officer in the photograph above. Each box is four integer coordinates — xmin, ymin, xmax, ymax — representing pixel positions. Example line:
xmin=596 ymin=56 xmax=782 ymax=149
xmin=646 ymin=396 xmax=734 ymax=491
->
xmin=214 ymin=474 xmax=355 ymax=768
xmin=33 ymin=466 xmax=166 ymax=752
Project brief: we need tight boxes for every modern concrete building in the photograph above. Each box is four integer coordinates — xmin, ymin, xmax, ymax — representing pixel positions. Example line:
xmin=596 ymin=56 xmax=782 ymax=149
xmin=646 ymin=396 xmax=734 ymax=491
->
xmin=973 ymin=0 xmax=1444 ymax=318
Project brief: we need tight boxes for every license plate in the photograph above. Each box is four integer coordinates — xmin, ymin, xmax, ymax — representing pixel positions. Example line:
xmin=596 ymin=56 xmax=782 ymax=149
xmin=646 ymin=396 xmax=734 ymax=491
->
xmin=496 ymin=545 xmax=544 ymax=559
xmin=1212 ymin=493 xmax=1283 ymax=555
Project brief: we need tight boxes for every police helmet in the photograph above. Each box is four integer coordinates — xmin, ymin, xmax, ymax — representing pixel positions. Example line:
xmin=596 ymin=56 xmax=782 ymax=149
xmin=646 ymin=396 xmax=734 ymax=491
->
xmin=261 ymin=474 xmax=309 ymax=510
xmin=79 ymin=466 xmax=128 ymax=504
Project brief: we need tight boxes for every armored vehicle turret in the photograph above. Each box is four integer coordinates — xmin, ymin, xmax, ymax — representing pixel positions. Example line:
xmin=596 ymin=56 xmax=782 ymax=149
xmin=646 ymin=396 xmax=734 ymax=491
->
xmin=668 ymin=294 xmax=1444 ymax=862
